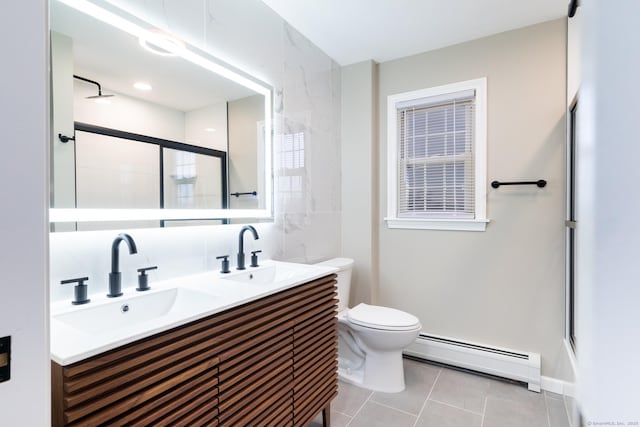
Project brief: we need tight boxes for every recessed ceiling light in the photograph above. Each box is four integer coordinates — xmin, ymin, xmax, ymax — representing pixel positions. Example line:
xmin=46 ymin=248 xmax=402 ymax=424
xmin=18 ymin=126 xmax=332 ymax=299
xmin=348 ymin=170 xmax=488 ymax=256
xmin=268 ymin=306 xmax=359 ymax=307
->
xmin=204 ymin=128 xmax=217 ymax=132
xmin=133 ymin=82 xmax=152 ymax=91
xmin=138 ymin=30 xmax=185 ymax=57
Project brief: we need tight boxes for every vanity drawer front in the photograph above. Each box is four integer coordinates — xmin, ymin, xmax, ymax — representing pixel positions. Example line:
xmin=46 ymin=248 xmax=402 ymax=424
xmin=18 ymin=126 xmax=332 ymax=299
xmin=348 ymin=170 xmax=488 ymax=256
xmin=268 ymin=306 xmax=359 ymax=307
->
xmin=53 ymin=356 xmax=219 ymax=426
xmin=52 ymin=308 xmax=230 ymax=426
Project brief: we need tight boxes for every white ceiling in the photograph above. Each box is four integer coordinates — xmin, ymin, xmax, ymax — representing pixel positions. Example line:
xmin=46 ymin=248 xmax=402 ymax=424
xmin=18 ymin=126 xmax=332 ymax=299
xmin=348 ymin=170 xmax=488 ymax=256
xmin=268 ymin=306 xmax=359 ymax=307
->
xmin=261 ymin=0 xmax=567 ymax=65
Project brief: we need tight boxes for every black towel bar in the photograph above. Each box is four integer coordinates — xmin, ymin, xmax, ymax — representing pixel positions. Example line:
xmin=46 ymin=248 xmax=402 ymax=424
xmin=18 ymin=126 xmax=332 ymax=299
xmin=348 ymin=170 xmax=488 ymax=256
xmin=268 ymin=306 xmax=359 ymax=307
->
xmin=491 ymin=180 xmax=546 ymax=189
xmin=231 ymin=191 xmax=258 ymax=197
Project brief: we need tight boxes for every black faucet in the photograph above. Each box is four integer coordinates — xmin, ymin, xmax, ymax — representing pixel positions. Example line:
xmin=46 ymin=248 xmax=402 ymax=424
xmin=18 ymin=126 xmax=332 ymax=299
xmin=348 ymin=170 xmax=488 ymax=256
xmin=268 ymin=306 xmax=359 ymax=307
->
xmin=237 ymin=225 xmax=259 ymax=270
xmin=108 ymin=233 xmax=138 ymax=297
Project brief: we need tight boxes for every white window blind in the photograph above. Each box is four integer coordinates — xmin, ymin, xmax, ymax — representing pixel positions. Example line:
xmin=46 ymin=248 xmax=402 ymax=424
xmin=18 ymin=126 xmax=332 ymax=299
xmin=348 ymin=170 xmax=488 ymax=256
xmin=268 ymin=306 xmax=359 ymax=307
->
xmin=397 ymin=90 xmax=475 ymax=219
xmin=386 ymin=78 xmax=487 ymax=231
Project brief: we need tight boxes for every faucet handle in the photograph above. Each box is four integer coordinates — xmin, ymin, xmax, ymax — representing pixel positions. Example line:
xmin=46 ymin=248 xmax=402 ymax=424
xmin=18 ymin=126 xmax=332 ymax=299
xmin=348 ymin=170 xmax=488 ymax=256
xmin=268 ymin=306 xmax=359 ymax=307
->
xmin=250 ymin=250 xmax=262 ymax=268
xmin=61 ymin=277 xmax=90 ymax=305
xmin=216 ymin=255 xmax=230 ymax=274
xmin=136 ymin=266 xmax=157 ymax=292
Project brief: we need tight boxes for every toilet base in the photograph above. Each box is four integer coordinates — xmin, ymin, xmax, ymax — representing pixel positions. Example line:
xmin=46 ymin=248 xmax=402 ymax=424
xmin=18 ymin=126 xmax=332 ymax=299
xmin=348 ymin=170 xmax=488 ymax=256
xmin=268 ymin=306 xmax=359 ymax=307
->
xmin=337 ymin=350 xmax=406 ymax=393
xmin=337 ymin=365 xmax=365 ymax=388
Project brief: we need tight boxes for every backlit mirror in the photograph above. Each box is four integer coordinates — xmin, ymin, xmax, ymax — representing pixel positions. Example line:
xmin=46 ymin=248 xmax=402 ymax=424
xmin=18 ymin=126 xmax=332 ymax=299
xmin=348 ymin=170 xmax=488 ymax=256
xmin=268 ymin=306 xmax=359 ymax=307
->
xmin=49 ymin=0 xmax=273 ymax=231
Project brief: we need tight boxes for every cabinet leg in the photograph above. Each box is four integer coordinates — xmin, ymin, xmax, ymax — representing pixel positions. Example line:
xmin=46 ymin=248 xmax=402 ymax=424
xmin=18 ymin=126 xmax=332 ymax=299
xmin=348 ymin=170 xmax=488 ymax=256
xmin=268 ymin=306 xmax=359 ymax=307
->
xmin=322 ymin=404 xmax=331 ymax=427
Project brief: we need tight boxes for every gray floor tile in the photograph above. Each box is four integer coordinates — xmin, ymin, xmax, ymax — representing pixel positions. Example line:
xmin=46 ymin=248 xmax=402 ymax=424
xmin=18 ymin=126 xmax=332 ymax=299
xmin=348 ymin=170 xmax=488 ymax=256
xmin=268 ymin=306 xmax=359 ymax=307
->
xmin=429 ymin=368 xmax=490 ymax=413
xmin=487 ymin=378 xmax=547 ymax=414
xmin=483 ymin=395 xmax=549 ymax=427
xmin=370 ymin=359 xmax=441 ymax=415
xmin=484 ymin=378 xmax=549 ymax=427
xmin=307 ymin=408 xmax=351 ymax=427
xmin=415 ymin=400 xmax=482 ymax=427
xmin=546 ymin=394 xmax=571 ymax=427
xmin=331 ymin=411 xmax=352 ymax=427
xmin=349 ymin=401 xmax=417 ymax=427
xmin=331 ymin=381 xmax=373 ymax=417
xmin=327 ymin=358 xmax=573 ymax=427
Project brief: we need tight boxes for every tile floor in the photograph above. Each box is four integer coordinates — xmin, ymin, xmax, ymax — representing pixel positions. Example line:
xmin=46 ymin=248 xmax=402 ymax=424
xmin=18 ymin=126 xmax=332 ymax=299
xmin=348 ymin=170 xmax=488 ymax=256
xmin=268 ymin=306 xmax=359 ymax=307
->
xmin=310 ymin=358 xmax=572 ymax=427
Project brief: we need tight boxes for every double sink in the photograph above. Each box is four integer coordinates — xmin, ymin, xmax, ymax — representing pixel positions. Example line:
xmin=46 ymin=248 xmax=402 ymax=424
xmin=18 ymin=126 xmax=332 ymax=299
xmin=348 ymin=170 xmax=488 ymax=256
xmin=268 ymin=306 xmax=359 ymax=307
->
xmin=50 ymin=260 xmax=337 ymax=365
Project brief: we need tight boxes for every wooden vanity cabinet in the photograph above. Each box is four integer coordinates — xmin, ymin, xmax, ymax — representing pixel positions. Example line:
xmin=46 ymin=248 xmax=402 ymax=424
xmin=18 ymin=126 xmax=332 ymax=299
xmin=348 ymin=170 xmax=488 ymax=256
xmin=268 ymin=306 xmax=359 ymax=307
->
xmin=51 ymin=274 xmax=338 ymax=426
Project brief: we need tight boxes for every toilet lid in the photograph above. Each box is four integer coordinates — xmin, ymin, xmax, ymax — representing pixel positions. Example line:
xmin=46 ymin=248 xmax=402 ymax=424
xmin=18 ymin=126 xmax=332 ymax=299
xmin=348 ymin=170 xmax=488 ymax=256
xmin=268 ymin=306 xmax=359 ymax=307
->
xmin=347 ymin=303 xmax=421 ymax=331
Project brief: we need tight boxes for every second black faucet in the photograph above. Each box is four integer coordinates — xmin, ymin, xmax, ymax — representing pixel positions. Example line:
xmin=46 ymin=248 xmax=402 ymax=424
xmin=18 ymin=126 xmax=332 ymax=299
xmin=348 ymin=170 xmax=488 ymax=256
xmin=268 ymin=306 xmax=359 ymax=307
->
xmin=237 ymin=225 xmax=259 ymax=270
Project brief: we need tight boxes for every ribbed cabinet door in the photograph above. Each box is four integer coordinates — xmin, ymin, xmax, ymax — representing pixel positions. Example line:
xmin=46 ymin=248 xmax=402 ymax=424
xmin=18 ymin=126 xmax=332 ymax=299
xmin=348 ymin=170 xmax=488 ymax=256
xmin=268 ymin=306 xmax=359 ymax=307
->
xmin=215 ymin=309 xmax=294 ymax=426
xmin=292 ymin=277 xmax=338 ymax=427
xmin=213 ymin=274 xmax=337 ymax=426
xmin=52 ymin=319 xmax=223 ymax=427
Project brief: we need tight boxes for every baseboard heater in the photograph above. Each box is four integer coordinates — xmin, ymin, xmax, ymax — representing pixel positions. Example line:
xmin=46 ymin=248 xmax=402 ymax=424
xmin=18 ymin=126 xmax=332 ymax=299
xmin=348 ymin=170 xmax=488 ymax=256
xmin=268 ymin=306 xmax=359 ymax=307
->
xmin=404 ymin=333 xmax=541 ymax=392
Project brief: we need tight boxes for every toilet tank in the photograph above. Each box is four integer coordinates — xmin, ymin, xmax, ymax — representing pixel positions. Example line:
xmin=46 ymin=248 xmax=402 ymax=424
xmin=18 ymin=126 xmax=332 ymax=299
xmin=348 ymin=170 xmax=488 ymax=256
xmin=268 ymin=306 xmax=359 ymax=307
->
xmin=315 ymin=258 xmax=354 ymax=312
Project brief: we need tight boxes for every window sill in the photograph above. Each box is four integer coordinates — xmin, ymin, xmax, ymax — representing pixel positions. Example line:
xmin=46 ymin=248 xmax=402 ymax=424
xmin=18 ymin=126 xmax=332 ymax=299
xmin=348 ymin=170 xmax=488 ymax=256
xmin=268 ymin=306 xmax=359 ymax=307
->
xmin=385 ymin=217 xmax=489 ymax=231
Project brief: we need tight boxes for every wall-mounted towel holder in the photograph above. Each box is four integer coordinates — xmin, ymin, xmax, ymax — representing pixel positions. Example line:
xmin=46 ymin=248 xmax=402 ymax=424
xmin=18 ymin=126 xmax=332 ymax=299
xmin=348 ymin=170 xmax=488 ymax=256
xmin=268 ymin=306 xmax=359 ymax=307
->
xmin=491 ymin=179 xmax=546 ymax=189
xmin=231 ymin=191 xmax=258 ymax=197
xmin=58 ymin=134 xmax=75 ymax=143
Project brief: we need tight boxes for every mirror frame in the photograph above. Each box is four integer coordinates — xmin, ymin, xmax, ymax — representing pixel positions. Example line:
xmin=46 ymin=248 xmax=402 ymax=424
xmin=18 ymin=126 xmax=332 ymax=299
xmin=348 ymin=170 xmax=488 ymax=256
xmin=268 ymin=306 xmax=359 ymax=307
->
xmin=49 ymin=0 xmax=273 ymax=224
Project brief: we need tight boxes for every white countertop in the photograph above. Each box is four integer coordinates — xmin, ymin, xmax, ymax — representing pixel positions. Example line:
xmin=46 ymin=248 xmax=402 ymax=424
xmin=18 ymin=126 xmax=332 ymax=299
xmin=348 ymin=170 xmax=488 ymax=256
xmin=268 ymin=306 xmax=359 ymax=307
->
xmin=50 ymin=260 xmax=337 ymax=365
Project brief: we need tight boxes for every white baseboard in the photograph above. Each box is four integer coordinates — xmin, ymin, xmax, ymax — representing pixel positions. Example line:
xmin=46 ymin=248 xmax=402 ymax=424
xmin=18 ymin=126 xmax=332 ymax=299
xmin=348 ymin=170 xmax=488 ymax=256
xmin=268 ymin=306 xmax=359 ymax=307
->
xmin=541 ymin=375 xmax=575 ymax=397
xmin=405 ymin=333 xmax=576 ymax=397
xmin=405 ymin=333 xmax=541 ymax=392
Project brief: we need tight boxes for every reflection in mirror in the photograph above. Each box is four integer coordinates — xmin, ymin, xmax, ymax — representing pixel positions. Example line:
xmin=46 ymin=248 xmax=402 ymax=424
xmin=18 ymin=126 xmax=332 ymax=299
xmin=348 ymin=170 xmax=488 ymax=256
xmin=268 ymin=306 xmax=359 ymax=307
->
xmin=49 ymin=0 xmax=272 ymax=230
xmin=163 ymin=150 xmax=224 ymax=210
xmin=71 ymin=124 xmax=228 ymax=231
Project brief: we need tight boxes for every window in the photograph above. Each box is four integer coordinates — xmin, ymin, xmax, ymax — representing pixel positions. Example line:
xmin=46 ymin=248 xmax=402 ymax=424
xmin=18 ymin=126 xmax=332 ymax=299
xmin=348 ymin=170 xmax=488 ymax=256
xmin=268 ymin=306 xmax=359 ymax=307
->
xmin=277 ymin=131 xmax=305 ymax=205
xmin=172 ymin=151 xmax=197 ymax=208
xmin=386 ymin=78 xmax=488 ymax=231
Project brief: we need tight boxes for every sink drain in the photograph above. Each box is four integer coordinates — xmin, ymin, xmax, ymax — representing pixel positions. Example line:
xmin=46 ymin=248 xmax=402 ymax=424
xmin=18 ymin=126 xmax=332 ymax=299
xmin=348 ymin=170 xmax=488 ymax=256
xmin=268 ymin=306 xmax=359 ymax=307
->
xmin=121 ymin=304 xmax=130 ymax=313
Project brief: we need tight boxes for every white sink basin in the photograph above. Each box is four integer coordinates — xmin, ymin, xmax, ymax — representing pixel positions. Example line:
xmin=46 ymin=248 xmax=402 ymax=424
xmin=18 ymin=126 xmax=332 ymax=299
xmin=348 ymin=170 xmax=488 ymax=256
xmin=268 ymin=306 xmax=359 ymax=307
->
xmin=50 ymin=260 xmax=339 ymax=365
xmin=221 ymin=262 xmax=312 ymax=285
xmin=53 ymin=288 xmax=218 ymax=335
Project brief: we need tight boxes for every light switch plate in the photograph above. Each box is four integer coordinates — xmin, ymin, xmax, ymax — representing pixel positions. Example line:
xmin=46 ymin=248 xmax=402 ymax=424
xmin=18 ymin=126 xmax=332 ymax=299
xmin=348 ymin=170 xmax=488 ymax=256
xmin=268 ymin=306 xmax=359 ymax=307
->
xmin=0 ymin=336 xmax=10 ymax=383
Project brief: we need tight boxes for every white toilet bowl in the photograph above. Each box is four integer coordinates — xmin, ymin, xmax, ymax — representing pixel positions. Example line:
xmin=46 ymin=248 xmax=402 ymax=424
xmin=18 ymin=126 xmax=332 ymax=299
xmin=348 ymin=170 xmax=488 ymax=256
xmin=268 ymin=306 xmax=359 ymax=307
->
xmin=316 ymin=258 xmax=422 ymax=393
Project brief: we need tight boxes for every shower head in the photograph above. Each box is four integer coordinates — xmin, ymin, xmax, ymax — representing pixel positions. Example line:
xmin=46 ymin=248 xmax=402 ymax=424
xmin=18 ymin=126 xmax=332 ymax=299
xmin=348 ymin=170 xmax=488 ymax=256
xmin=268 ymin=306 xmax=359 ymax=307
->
xmin=85 ymin=93 xmax=115 ymax=100
xmin=73 ymin=74 xmax=114 ymax=100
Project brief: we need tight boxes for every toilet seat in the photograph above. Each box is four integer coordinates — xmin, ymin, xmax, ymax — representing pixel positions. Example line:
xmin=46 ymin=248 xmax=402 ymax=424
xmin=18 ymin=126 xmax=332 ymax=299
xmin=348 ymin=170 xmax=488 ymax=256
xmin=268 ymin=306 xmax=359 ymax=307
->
xmin=347 ymin=303 xmax=420 ymax=331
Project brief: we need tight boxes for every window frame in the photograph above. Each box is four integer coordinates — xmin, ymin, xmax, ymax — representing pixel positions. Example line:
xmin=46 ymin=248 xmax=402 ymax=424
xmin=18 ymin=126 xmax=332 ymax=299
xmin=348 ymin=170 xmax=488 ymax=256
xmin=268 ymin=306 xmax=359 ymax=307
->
xmin=385 ymin=78 xmax=488 ymax=231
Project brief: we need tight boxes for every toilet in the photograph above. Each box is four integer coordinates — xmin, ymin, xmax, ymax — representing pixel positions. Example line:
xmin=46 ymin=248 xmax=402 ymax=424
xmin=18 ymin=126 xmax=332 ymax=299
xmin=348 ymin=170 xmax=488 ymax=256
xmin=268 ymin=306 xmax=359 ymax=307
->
xmin=316 ymin=258 xmax=421 ymax=393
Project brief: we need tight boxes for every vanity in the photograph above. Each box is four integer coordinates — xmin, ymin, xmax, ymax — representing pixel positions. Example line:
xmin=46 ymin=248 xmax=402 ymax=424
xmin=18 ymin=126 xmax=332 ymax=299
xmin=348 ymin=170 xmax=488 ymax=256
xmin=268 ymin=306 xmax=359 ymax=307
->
xmin=51 ymin=261 xmax=338 ymax=426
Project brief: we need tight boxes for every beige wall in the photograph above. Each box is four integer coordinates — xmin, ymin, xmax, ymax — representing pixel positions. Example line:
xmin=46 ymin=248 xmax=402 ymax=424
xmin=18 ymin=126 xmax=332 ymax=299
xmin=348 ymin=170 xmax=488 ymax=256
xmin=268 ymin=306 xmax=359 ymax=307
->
xmin=374 ymin=19 xmax=567 ymax=378
xmin=341 ymin=60 xmax=379 ymax=305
